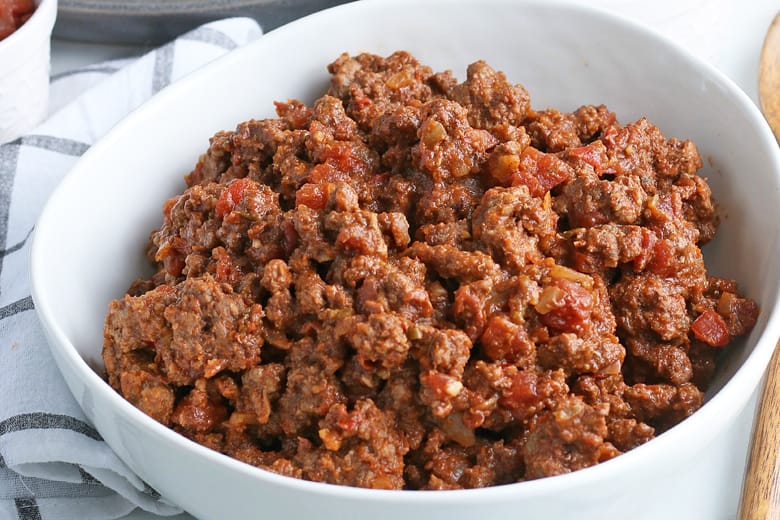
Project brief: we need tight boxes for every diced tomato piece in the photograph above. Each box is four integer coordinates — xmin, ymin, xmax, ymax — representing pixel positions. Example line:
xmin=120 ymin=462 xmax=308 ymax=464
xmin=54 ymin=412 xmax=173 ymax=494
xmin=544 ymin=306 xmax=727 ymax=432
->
xmin=600 ymin=124 xmax=628 ymax=152
xmin=511 ymin=147 xmax=572 ymax=197
xmin=633 ymin=228 xmax=658 ymax=272
xmin=568 ymin=141 xmax=608 ymax=174
xmin=691 ymin=309 xmax=730 ymax=347
xmin=535 ymin=278 xmax=593 ymax=333
xmin=313 ymin=141 xmax=375 ymax=179
xmin=309 ymin=163 xmax=332 ymax=184
xmin=321 ymin=142 xmax=358 ymax=171
xmin=213 ymin=248 xmax=243 ymax=286
xmin=499 ymin=370 xmax=540 ymax=410
xmin=309 ymin=162 xmax=351 ymax=184
xmin=295 ymin=182 xmax=329 ymax=209
xmin=647 ymin=239 xmax=676 ymax=277
xmin=216 ymin=178 xmax=253 ymax=219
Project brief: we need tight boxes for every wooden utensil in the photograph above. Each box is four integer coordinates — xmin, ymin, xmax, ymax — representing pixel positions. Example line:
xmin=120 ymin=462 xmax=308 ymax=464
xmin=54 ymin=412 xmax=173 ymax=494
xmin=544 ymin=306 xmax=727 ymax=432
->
xmin=738 ymin=12 xmax=780 ymax=520
xmin=759 ymin=12 xmax=780 ymax=143
xmin=740 ymin=342 xmax=780 ymax=519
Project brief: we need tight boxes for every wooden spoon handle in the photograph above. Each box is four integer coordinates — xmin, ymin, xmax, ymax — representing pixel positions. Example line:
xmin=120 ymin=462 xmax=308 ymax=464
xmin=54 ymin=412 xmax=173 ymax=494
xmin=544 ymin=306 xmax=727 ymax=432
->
xmin=739 ymin=340 xmax=780 ymax=519
xmin=759 ymin=12 xmax=780 ymax=143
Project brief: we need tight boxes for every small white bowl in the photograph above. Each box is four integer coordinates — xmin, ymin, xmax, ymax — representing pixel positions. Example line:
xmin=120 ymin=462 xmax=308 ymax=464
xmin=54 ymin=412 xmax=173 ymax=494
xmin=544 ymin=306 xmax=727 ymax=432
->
xmin=0 ymin=0 xmax=57 ymax=143
xmin=30 ymin=0 xmax=780 ymax=518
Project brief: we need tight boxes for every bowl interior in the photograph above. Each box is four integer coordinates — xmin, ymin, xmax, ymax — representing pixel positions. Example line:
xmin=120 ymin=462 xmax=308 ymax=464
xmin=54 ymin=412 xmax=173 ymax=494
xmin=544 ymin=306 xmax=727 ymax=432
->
xmin=30 ymin=0 xmax=780 ymax=512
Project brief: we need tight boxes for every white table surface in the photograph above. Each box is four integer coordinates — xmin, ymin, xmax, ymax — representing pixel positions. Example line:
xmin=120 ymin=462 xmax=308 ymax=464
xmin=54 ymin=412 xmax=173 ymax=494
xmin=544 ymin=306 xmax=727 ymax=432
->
xmin=48 ymin=1 xmax=778 ymax=518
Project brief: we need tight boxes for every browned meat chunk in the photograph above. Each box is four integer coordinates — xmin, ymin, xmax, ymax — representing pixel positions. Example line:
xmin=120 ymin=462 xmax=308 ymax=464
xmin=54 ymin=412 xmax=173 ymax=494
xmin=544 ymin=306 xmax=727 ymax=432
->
xmin=103 ymin=51 xmax=758 ymax=490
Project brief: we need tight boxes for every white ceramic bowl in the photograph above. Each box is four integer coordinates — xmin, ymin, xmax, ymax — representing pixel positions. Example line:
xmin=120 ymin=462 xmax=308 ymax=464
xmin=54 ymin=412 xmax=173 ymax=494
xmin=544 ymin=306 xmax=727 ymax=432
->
xmin=30 ymin=0 xmax=780 ymax=518
xmin=0 ymin=0 xmax=57 ymax=143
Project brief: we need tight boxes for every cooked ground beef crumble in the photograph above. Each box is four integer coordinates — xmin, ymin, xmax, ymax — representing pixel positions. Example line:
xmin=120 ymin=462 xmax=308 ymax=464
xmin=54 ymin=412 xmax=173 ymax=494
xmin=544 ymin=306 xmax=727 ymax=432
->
xmin=103 ymin=51 xmax=758 ymax=490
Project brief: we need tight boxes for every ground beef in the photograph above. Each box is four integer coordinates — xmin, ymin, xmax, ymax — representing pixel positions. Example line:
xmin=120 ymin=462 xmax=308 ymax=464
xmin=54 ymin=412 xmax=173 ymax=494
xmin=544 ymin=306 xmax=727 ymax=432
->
xmin=103 ymin=51 xmax=759 ymax=490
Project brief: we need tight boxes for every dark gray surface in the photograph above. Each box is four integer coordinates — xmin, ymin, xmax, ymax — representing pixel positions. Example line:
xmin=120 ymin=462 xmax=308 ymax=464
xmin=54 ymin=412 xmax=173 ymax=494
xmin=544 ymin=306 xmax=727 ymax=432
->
xmin=54 ymin=0 xmax=354 ymax=44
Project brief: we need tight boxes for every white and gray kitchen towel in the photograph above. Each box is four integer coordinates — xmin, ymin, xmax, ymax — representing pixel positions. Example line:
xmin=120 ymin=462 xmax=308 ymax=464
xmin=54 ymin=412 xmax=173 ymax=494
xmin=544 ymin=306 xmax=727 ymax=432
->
xmin=0 ymin=17 xmax=262 ymax=520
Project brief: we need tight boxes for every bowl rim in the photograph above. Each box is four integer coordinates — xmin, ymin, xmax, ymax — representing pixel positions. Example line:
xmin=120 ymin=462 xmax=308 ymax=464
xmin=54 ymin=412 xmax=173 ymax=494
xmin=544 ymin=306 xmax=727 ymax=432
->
xmin=30 ymin=0 xmax=780 ymax=503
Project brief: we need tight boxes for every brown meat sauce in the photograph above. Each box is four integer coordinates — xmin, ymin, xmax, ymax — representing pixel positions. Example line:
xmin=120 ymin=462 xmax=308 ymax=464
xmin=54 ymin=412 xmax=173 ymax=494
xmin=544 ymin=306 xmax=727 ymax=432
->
xmin=103 ymin=51 xmax=759 ymax=489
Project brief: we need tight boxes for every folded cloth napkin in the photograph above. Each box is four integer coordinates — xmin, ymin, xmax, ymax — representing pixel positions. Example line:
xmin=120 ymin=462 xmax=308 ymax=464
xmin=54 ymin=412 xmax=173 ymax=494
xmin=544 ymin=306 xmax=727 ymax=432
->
xmin=0 ymin=17 xmax=262 ymax=520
